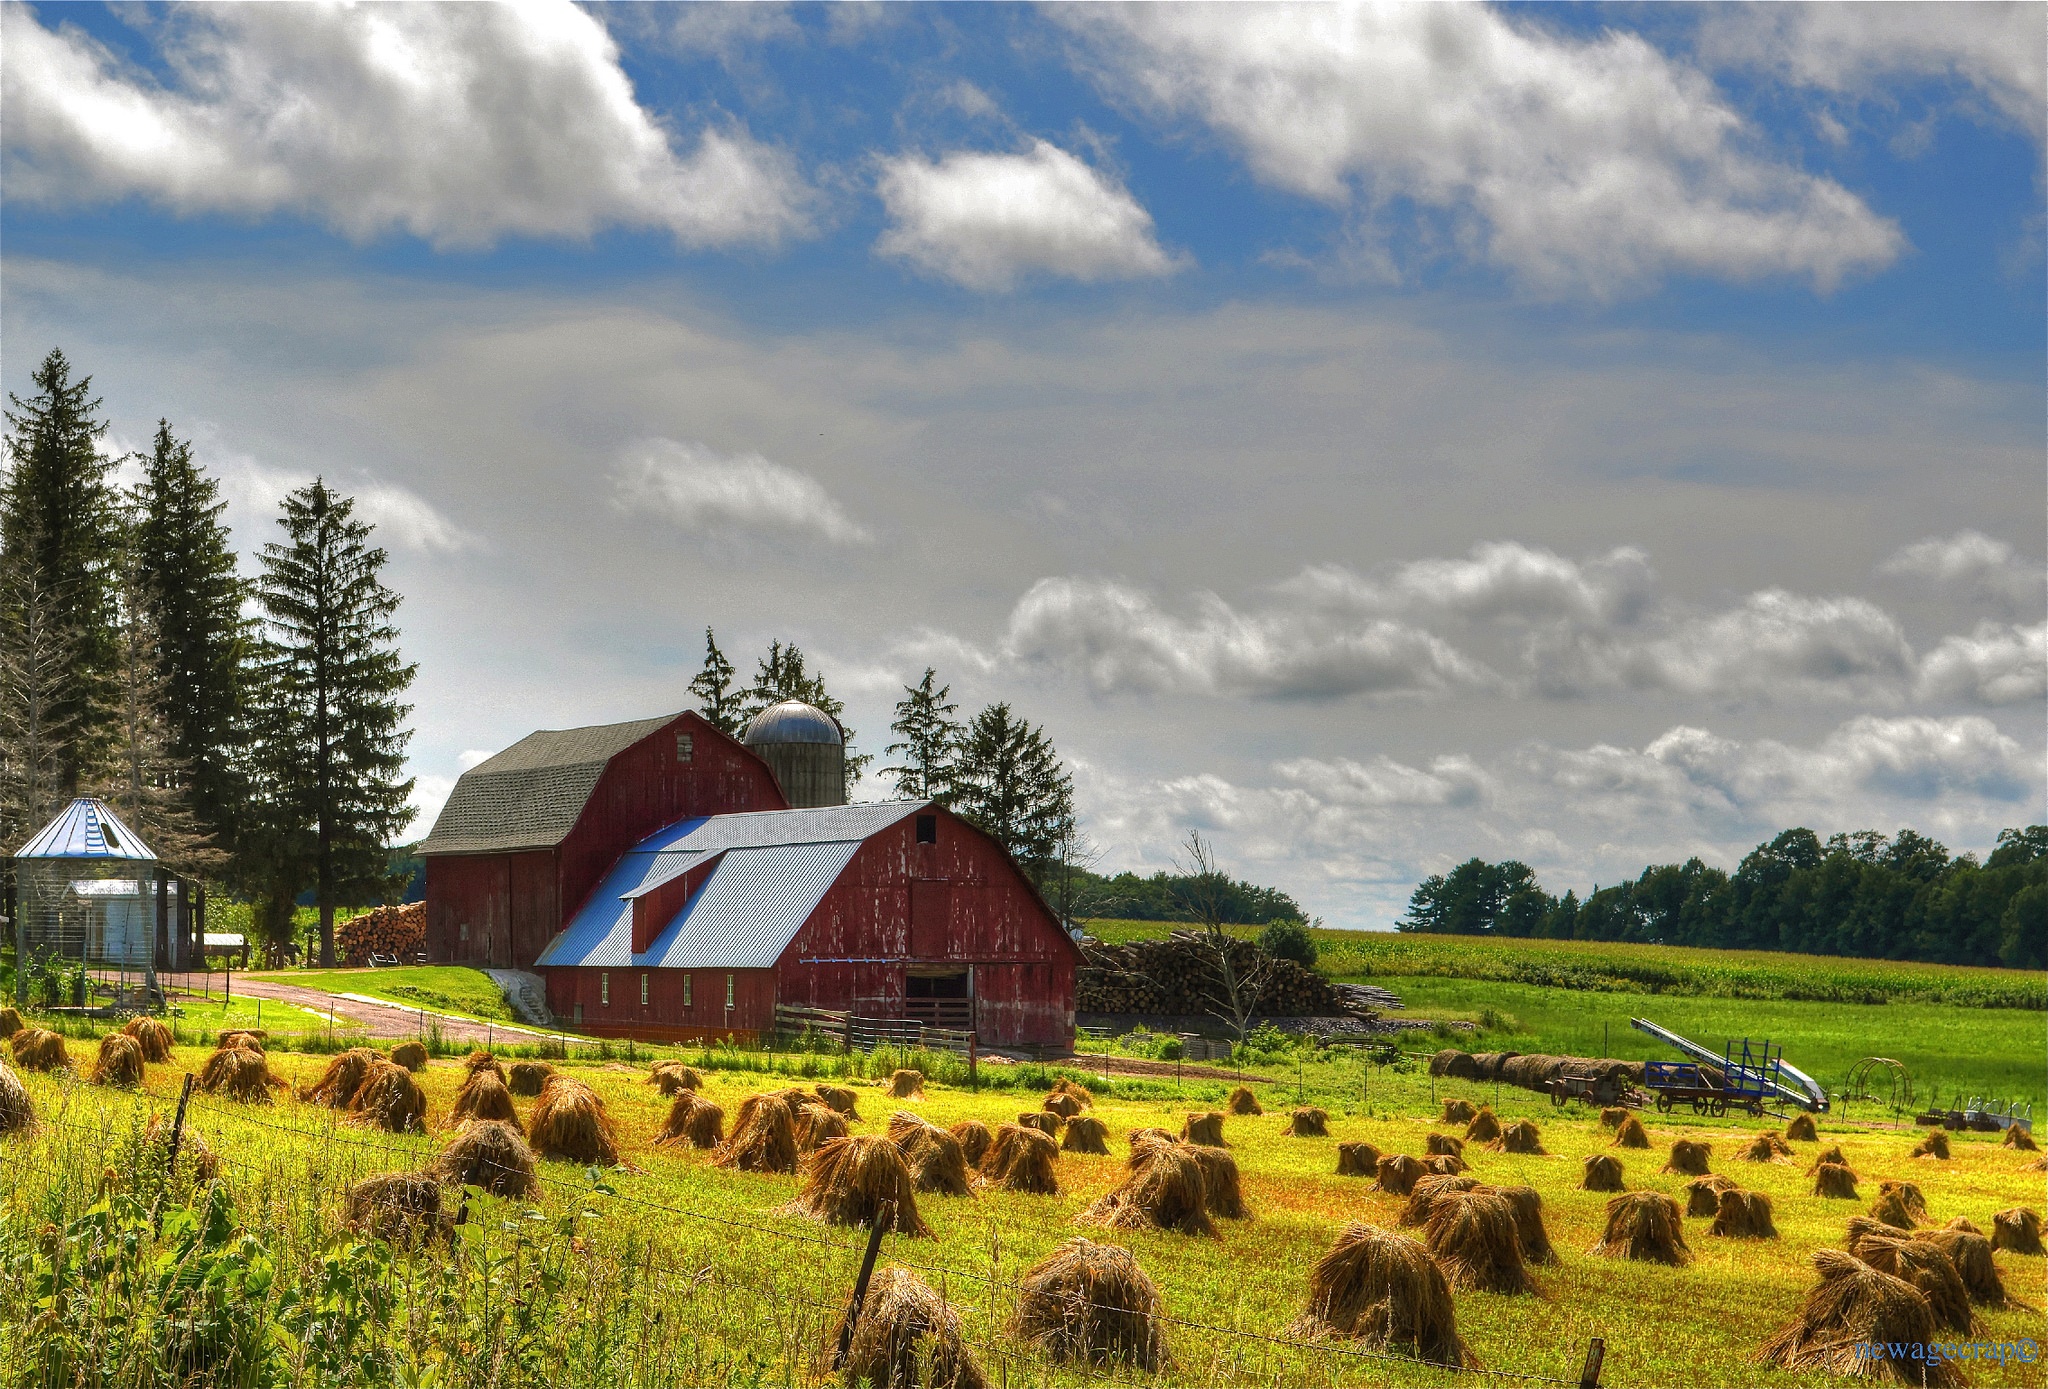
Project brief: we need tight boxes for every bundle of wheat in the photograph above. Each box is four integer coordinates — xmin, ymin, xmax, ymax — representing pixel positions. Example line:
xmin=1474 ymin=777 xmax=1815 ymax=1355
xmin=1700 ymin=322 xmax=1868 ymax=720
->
xmin=1425 ymin=1190 xmax=1535 ymax=1295
xmin=1228 ymin=1087 xmax=1263 ymax=1116
xmin=507 ymin=1061 xmax=554 ymax=1097
xmin=1662 ymin=1139 xmax=1712 ymax=1176
xmin=1946 ymin=1216 xmax=1982 ymax=1234
xmin=1497 ymin=1186 xmax=1554 ymax=1264
xmin=1182 ymin=1145 xmax=1248 ymax=1220
xmin=90 ymin=1033 xmax=144 ymax=1088
xmin=529 ymin=1077 xmax=618 ymax=1165
xmin=389 ymin=1041 xmax=428 ymax=1072
xmin=1400 ymin=1174 xmax=1481 ymax=1227
xmin=198 ymin=1042 xmax=275 ymax=1102
xmin=949 ymin=1120 xmax=992 ymax=1168
xmin=122 ymin=1016 xmax=173 ymax=1064
xmin=1050 ymin=1077 xmax=1093 ymax=1108
xmin=795 ymin=1102 xmax=852 ymax=1153
xmin=1043 ymin=1092 xmax=1082 ymax=1120
xmin=1488 ymin=1120 xmax=1544 ymax=1155
xmin=1711 ymin=1190 xmax=1779 ymax=1240
xmin=0 ymin=1007 xmax=22 ymax=1039
xmin=1844 ymin=1228 xmax=1976 ymax=1334
xmin=1424 ymin=1133 xmax=1464 ymax=1161
xmin=1593 ymin=1192 xmax=1691 ymax=1265
xmin=461 ymin=1052 xmax=505 ymax=1083
xmin=443 ymin=1073 xmax=508 ymax=1133
xmin=1290 ymin=1225 xmax=1473 ymax=1369
xmin=1289 ymin=1107 xmax=1329 ymax=1138
xmin=1422 ymin=1154 xmax=1466 ymax=1177
xmin=982 ymin=1123 xmax=1060 ymax=1195
xmin=1061 ymin=1116 xmax=1111 ymax=1156
xmin=1806 ymin=1143 xmax=1848 ymax=1171
xmin=1181 ymin=1112 xmax=1227 ymax=1146
xmin=11 ymin=1028 xmax=70 ymax=1073
xmin=1581 ymin=1154 xmax=1625 ymax=1192
xmin=1910 ymin=1228 xmax=2008 ymax=1307
xmin=1991 ymin=1206 xmax=2044 ymax=1256
xmin=789 ymin=1135 xmax=929 ymax=1235
xmin=1079 ymin=1140 xmax=1215 ymax=1238
xmin=816 ymin=1084 xmax=861 ymax=1118
xmin=0 ymin=1062 xmax=34 ymax=1136
xmin=432 ymin=1119 xmax=538 ymax=1197
xmin=648 ymin=1062 xmax=703 ymax=1096
xmin=2001 ymin=1125 xmax=2040 ymax=1152
xmin=301 ymin=1048 xmax=379 ymax=1108
xmin=1335 ymin=1142 xmax=1381 ymax=1177
xmin=1013 ymin=1238 xmax=1165 ymax=1371
xmin=1910 ymin=1131 xmax=1951 ymax=1161
xmin=1463 ymin=1108 xmax=1500 ymax=1145
xmin=217 ymin=1029 xmax=266 ymax=1052
xmin=1441 ymin=1097 xmax=1477 ymax=1125
xmin=1611 ymin=1115 xmax=1651 ymax=1150
xmin=1872 ymin=1181 xmax=1929 ymax=1229
xmin=1682 ymin=1174 xmax=1737 ymax=1217
xmin=713 ymin=1092 xmax=798 ymax=1174
xmin=1756 ymin=1251 xmax=1964 ymax=1386
xmin=1813 ymin=1162 xmax=1861 ymax=1200
xmin=887 ymin=1069 xmax=925 ymax=1100
xmin=1598 ymin=1106 xmax=1628 ymax=1130
xmin=1785 ymin=1112 xmax=1818 ymax=1142
xmin=352 ymin=1061 xmax=429 ymax=1134
xmin=1737 ymin=1133 xmax=1792 ymax=1164
xmin=1017 ymin=1112 xmax=1061 ymax=1139
xmin=886 ymin=1113 xmax=973 ymax=1196
xmin=142 ymin=1112 xmax=218 ymax=1183
xmin=1127 ymin=1128 xmax=1177 ymax=1150
xmin=345 ymin=1173 xmax=450 ymax=1248
xmin=1373 ymin=1154 xmax=1426 ymax=1196
xmin=835 ymin=1266 xmax=989 ymax=1389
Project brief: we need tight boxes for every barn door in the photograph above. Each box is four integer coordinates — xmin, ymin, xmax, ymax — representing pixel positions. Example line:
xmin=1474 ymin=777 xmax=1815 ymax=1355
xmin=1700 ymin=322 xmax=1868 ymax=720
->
xmin=909 ymin=881 xmax=952 ymax=958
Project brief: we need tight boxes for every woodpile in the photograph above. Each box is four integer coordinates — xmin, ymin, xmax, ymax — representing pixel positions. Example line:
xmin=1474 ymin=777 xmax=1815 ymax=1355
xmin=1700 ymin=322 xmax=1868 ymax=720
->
xmin=1074 ymin=932 xmax=1365 ymax=1017
xmin=336 ymin=902 xmax=425 ymax=966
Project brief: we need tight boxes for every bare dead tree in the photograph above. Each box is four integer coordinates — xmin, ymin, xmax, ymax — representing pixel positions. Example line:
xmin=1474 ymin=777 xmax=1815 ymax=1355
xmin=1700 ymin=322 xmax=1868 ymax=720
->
xmin=1177 ymin=830 xmax=1273 ymax=1050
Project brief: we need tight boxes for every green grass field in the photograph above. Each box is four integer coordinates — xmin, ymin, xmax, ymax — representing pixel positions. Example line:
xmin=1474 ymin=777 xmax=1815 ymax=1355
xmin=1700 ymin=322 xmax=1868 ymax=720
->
xmin=5 ymin=1044 xmax=2042 ymax=1389
xmin=242 ymin=965 xmax=518 ymax=1023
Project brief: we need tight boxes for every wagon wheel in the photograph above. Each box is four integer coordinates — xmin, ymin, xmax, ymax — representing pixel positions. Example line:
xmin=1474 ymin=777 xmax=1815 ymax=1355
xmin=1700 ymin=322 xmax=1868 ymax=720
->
xmin=1656 ymin=1094 xmax=1674 ymax=1113
xmin=1709 ymin=1097 xmax=1728 ymax=1118
xmin=1747 ymin=1101 xmax=1764 ymax=1118
xmin=1690 ymin=1098 xmax=1707 ymax=1115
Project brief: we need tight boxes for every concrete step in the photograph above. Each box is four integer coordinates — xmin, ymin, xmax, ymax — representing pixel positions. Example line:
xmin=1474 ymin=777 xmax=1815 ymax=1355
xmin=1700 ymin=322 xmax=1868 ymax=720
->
xmin=483 ymin=968 xmax=555 ymax=1028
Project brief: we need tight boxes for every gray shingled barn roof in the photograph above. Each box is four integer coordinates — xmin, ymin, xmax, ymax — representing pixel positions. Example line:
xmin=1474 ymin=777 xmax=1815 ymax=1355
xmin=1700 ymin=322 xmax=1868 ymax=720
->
xmin=418 ymin=714 xmax=674 ymax=855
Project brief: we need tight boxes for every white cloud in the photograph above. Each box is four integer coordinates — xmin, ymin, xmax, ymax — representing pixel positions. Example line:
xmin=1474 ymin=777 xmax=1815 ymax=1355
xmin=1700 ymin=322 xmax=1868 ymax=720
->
xmin=2 ymin=1 xmax=809 ymax=249
xmin=1881 ymin=530 xmax=2045 ymax=609
xmin=875 ymin=139 xmax=1180 ymax=290
xmin=1275 ymin=753 xmax=1492 ymax=809
xmin=406 ymin=773 xmax=453 ymax=839
xmin=1280 ymin=542 xmax=1656 ymax=626
xmin=611 ymin=438 xmax=870 ymax=545
xmin=224 ymin=455 xmax=478 ymax=555
xmin=1583 ymin=590 xmax=1918 ymax=701
xmin=1057 ymin=2 xmax=1903 ymax=295
xmin=457 ymin=749 xmax=496 ymax=772
xmin=1917 ymin=622 xmax=2048 ymax=707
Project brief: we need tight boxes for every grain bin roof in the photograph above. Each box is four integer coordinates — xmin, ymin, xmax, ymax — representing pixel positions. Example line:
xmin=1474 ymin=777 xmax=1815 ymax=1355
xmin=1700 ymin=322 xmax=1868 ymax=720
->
xmin=418 ymin=714 xmax=675 ymax=856
xmin=15 ymin=798 xmax=156 ymax=861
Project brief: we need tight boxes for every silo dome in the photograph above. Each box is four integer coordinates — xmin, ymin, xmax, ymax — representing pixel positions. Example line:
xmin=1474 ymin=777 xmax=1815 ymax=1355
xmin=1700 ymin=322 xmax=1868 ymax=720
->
xmin=743 ymin=700 xmax=846 ymax=807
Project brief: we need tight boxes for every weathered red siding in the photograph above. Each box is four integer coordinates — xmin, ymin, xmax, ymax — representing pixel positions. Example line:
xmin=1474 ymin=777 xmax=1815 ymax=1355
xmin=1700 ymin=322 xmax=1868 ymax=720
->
xmin=543 ymin=963 xmax=775 ymax=1042
xmin=425 ymin=850 xmax=556 ymax=968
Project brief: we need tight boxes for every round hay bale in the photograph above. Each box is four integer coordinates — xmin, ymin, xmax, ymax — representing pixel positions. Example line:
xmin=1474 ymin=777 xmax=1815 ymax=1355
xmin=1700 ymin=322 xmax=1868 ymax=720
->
xmin=1463 ymin=1108 xmax=1500 ymax=1145
xmin=1911 ymin=1228 xmax=2008 ymax=1307
xmin=432 ymin=1118 xmax=538 ymax=1197
xmin=983 ymin=1123 xmax=1060 ymax=1195
xmin=198 ymin=1042 xmax=275 ymax=1102
xmin=529 ymin=1076 xmax=618 ymax=1165
xmin=1180 ymin=1111 xmax=1226 ymax=1146
xmin=1017 ymin=1111 xmax=1061 ymax=1138
xmin=1291 ymin=1223 xmax=1472 ymax=1367
xmin=1598 ymin=1106 xmax=1628 ymax=1130
xmin=1611 ymin=1114 xmax=1651 ymax=1149
xmin=815 ymin=1084 xmax=861 ymax=1118
xmin=1288 ymin=1107 xmax=1329 ymax=1138
xmin=1496 ymin=1186 xmax=1554 ymax=1264
xmin=1683 ymin=1174 xmax=1737 ymax=1217
xmin=1426 ymin=1048 xmax=1462 ymax=1078
xmin=344 ymin=1172 xmax=450 ymax=1247
xmin=451 ymin=1070 xmax=521 ymax=1129
xmin=1784 ymin=1112 xmax=1818 ymax=1143
xmin=1400 ymin=1174 xmax=1480 ymax=1228
xmin=1813 ymin=1162 xmax=1860 ymax=1200
xmin=835 ymin=1266 xmax=989 ymax=1389
xmin=1079 ymin=1140 xmax=1215 ymax=1238
xmin=1807 ymin=1142 xmax=1848 ymax=1171
xmin=89 ymin=1033 xmax=144 ymax=1088
xmin=714 ymin=1092 xmax=798 ymax=1174
xmin=1872 ymin=1181 xmax=1928 ymax=1229
xmin=1421 ymin=1153 xmax=1466 ymax=1176
xmin=1425 ymin=1133 xmax=1464 ymax=1160
xmin=1227 ymin=1086 xmax=1263 ymax=1116
xmin=1013 ymin=1237 xmax=1165 ymax=1371
xmin=1662 ymin=1139 xmax=1712 ymax=1175
xmin=1710 ymin=1189 xmax=1778 ymax=1240
xmin=648 ymin=1062 xmax=703 ymax=1096
xmin=796 ymin=1104 xmax=851 ymax=1153
xmin=301 ymin=1048 xmax=380 ymax=1108
xmin=1373 ymin=1154 xmax=1426 ymax=1196
xmin=11 ymin=1028 xmax=70 ymax=1073
xmin=1182 ymin=1145 xmax=1247 ymax=1220
xmin=1471 ymin=1052 xmax=1517 ymax=1081
xmin=1592 ymin=1192 xmax=1691 ymax=1265
xmin=886 ymin=1068 xmax=924 ymax=1100
xmin=122 ymin=1015 xmax=173 ymax=1064
xmin=1061 ymin=1115 xmax=1111 ymax=1156
xmin=1581 ymin=1154 xmax=1625 ymax=1192
xmin=1487 ymin=1119 xmax=1544 ymax=1155
xmin=2002 ymin=1125 xmax=2039 ymax=1152
xmin=1424 ymin=1189 xmax=1535 ymax=1294
xmin=1910 ymin=1130 xmax=1950 ymax=1161
xmin=1043 ymin=1092 xmax=1082 ymax=1120
xmin=789 ymin=1134 xmax=929 ymax=1235
xmin=1051 ymin=1077 xmax=1094 ymax=1108
xmin=1440 ymin=1097 xmax=1477 ymax=1125
xmin=1757 ymin=1250 xmax=1966 ymax=1386
xmin=1335 ymin=1141 xmax=1381 ymax=1177
xmin=1737 ymin=1133 xmax=1792 ymax=1164
xmin=507 ymin=1060 xmax=555 ymax=1096
xmin=352 ymin=1060 xmax=429 ymax=1134
xmin=216 ymin=1029 xmax=266 ymax=1053
xmin=1845 ymin=1228 xmax=1975 ymax=1334
xmin=0 ymin=1007 xmax=22 ymax=1039
xmin=655 ymin=1091 xmax=725 ymax=1150
xmin=1991 ymin=1206 xmax=2044 ymax=1256
xmin=0 ymin=1061 xmax=35 ymax=1136
xmin=948 ymin=1119 xmax=992 ymax=1168
xmin=887 ymin=1113 xmax=974 ymax=1196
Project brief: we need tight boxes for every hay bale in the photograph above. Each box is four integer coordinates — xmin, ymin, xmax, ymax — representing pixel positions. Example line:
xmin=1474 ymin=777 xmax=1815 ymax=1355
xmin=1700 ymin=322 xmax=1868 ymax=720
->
xmin=1872 ymin=1181 xmax=1928 ymax=1229
xmin=656 ymin=1092 xmax=725 ymax=1150
xmin=1813 ymin=1162 xmax=1861 ymax=1200
xmin=301 ymin=1048 xmax=380 ymax=1107
xmin=390 ymin=1041 xmax=428 ymax=1072
xmin=1945 ymin=1216 xmax=1982 ymax=1234
xmin=1662 ymin=1139 xmax=1712 ymax=1175
xmin=1043 ymin=1091 xmax=1082 ymax=1120
xmin=816 ymin=1084 xmax=861 ymax=1118
xmin=796 ymin=1104 xmax=852 ymax=1153
xmin=432 ymin=1119 xmax=538 ymax=1197
xmin=887 ymin=1069 xmax=924 ymax=1099
xmin=0 ymin=1007 xmax=21 ymax=1039
xmin=1422 ymin=1153 xmax=1466 ymax=1176
xmin=1017 ymin=1111 xmax=1061 ymax=1139
xmin=790 ymin=1134 xmax=929 ymax=1235
xmin=461 ymin=1051 xmax=504 ymax=1082
xmin=1288 ymin=1107 xmax=1329 ymax=1138
xmin=1051 ymin=1077 xmax=1094 ymax=1108
xmin=1912 ymin=1228 xmax=2008 ymax=1307
xmin=1581 ymin=1154 xmax=1625 ymax=1192
xmin=1497 ymin=1186 xmax=1554 ymax=1264
xmin=648 ymin=1062 xmax=702 ymax=1096
xmin=1013 ymin=1237 xmax=1165 ymax=1371
xmin=1910 ymin=1130 xmax=1950 ymax=1160
xmin=1807 ymin=1143 xmax=1849 ymax=1171
xmin=1992 ymin=1206 xmax=2044 ymax=1256
xmin=2002 ymin=1125 xmax=2039 ymax=1152
xmin=529 ymin=1077 xmax=618 ymax=1165
xmin=1399 ymin=1174 xmax=1480 ymax=1227
xmin=508 ymin=1061 xmax=554 ymax=1096
xmin=1127 ymin=1127 xmax=1177 ymax=1150
xmin=217 ymin=1029 xmax=266 ymax=1052
xmin=1079 ymin=1140 xmax=1215 ymax=1237
xmin=1598 ymin=1106 xmax=1628 ymax=1130
xmin=0 ymin=1062 xmax=34 ymax=1136
xmin=1470 ymin=1052 xmax=1517 ymax=1081
xmin=983 ymin=1123 xmax=1059 ymax=1195
xmin=1373 ymin=1154 xmax=1426 ymax=1196
xmin=1424 ymin=1189 xmax=1535 ymax=1294
xmin=1227 ymin=1086 xmax=1263 ymax=1116
xmin=89 ymin=1033 xmax=144 ymax=1088
xmin=1487 ymin=1119 xmax=1544 ymax=1155
xmin=1593 ymin=1192 xmax=1691 ymax=1265
xmin=1757 ymin=1251 xmax=1966 ymax=1386
xmin=344 ymin=1173 xmax=450 ymax=1247
xmin=11 ymin=1028 xmax=70 ymax=1073
xmin=1785 ymin=1112 xmax=1818 ymax=1142
xmin=197 ymin=1043 xmax=275 ymax=1102
xmin=1181 ymin=1111 xmax=1226 ymax=1146
xmin=122 ymin=1016 xmax=173 ymax=1063
xmin=1183 ymin=1145 xmax=1247 ymax=1220
xmin=1737 ymin=1133 xmax=1791 ymax=1164
xmin=1846 ymin=1229 xmax=1976 ymax=1334
xmin=1611 ymin=1114 xmax=1651 ymax=1149
xmin=1061 ymin=1115 xmax=1111 ymax=1156
xmin=1440 ymin=1097 xmax=1477 ymax=1125
xmin=1427 ymin=1048 xmax=1469 ymax=1078
xmin=1425 ymin=1133 xmax=1464 ymax=1160
xmin=714 ymin=1092 xmax=798 ymax=1174
xmin=1335 ymin=1141 xmax=1381 ymax=1177
xmin=835 ymin=1266 xmax=988 ymax=1389
xmin=1463 ymin=1108 xmax=1500 ymax=1144
xmin=1683 ymin=1174 xmax=1737 ymax=1217
xmin=887 ymin=1114 xmax=974 ymax=1196
xmin=1291 ymin=1224 xmax=1472 ymax=1367
xmin=1710 ymin=1189 xmax=1778 ymax=1240
xmin=949 ymin=1120 xmax=992 ymax=1168
xmin=352 ymin=1061 xmax=429 ymax=1133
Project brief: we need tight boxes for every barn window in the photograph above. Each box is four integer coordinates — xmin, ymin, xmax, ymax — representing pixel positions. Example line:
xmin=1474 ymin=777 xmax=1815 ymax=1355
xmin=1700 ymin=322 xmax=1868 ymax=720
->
xmin=640 ymin=973 xmax=649 ymax=1007
xmin=600 ymin=972 xmax=610 ymax=1006
xmin=916 ymin=815 xmax=937 ymax=844
xmin=458 ymin=922 xmax=469 ymax=943
xmin=725 ymin=973 xmax=735 ymax=1009
xmin=676 ymin=733 xmax=694 ymax=763
xmin=684 ymin=973 xmax=693 ymax=1008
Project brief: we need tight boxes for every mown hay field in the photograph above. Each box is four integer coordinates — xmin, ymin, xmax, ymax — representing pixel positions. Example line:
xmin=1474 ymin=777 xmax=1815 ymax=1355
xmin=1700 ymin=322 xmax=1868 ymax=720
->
xmin=4 ymin=1042 xmax=2042 ymax=1389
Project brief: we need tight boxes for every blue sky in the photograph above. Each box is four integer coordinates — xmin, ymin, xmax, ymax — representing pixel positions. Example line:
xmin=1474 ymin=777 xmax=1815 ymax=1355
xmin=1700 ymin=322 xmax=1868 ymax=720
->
xmin=5 ymin=2 xmax=2043 ymax=926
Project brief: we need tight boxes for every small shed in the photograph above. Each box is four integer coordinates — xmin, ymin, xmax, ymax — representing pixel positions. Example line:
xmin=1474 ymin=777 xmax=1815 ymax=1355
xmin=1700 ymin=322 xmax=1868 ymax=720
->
xmin=10 ymin=798 xmax=181 ymax=975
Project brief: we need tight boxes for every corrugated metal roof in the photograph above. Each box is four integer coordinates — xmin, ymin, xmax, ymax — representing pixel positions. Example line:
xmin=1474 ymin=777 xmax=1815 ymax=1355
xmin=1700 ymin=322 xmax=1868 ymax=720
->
xmin=643 ymin=841 xmax=863 ymax=969
xmin=15 ymin=799 xmax=157 ymax=861
xmin=419 ymin=714 xmax=675 ymax=855
xmin=533 ymin=843 xmax=705 ymax=968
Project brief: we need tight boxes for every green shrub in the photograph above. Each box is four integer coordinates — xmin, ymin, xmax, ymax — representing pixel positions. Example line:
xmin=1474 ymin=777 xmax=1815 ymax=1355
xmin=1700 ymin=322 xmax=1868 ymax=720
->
xmin=1258 ymin=918 xmax=1319 ymax=968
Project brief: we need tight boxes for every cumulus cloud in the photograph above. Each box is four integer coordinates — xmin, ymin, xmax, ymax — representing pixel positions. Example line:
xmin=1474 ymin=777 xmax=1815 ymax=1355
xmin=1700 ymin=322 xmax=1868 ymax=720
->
xmin=611 ymin=439 xmax=870 ymax=545
xmin=1881 ymin=530 xmax=2046 ymax=609
xmin=225 ymin=457 xmax=478 ymax=554
xmin=875 ymin=139 xmax=1180 ymax=290
xmin=1916 ymin=622 xmax=2047 ymax=707
xmin=2 ymin=1 xmax=809 ymax=248
xmin=1572 ymin=590 xmax=1918 ymax=701
xmin=1280 ymin=542 xmax=1656 ymax=626
xmin=1056 ymin=3 xmax=1903 ymax=295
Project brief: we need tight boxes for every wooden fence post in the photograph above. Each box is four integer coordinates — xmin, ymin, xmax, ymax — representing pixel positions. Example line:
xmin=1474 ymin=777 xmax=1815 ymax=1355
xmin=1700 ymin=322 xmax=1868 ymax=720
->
xmin=1579 ymin=1336 xmax=1606 ymax=1388
xmin=166 ymin=1072 xmax=195 ymax=1176
xmin=833 ymin=1200 xmax=893 ymax=1369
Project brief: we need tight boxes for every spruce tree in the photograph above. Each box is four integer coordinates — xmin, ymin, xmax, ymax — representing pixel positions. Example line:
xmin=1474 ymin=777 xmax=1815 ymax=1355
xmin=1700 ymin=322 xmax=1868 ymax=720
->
xmin=743 ymin=639 xmax=870 ymax=794
xmin=950 ymin=702 xmax=1074 ymax=884
xmin=252 ymin=479 xmax=417 ymax=967
xmin=884 ymin=667 xmax=960 ymax=801
xmin=0 ymin=523 xmax=79 ymax=847
xmin=688 ymin=627 xmax=742 ymax=735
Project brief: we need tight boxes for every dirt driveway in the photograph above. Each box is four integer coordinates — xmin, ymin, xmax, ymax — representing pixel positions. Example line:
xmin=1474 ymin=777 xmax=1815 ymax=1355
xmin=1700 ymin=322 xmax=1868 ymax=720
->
xmin=150 ymin=971 xmax=574 ymax=1048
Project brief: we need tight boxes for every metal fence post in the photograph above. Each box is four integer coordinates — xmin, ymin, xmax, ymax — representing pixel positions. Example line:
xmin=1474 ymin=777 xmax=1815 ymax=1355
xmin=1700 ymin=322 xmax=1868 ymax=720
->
xmin=833 ymin=1200 xmax=893 ymax=1369
xmin=1579 ymin=1336 xmax=1605 ymax=1388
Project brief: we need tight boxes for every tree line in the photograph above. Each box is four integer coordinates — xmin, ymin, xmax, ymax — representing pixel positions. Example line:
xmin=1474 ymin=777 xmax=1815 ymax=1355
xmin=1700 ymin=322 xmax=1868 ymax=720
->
xmin=1401 ymin=825 xmax=2047 ymax=970
xmin=1 ymin=348 xmax=416 ymax=966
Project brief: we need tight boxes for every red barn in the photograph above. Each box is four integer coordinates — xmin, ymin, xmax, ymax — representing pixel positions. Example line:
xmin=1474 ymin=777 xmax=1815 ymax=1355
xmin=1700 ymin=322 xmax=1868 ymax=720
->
xmin=420 ymin=707 xmax=1079 ymax=1048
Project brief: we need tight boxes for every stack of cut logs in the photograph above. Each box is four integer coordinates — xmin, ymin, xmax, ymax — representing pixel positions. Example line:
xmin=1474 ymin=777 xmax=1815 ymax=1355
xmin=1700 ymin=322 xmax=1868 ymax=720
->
xmin=1075 ymin=930 xmax=1370 ymax=1018
xmin=337 ymin=902 xmax=426 ymax=967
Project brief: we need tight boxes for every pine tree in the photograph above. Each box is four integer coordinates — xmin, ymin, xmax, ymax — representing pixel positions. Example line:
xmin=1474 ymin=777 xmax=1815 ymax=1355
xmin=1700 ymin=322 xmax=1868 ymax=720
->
xmin=0 ymin=523 xmax=79 ymax=848
xmin=743 ymin=639 xmax=871 ymax=794
xmin=251 ymin=479 xmax=417 ymax=967
xmin=688 ymin=627 xmax=742 ymax=736
xmin=884 ymin=667 xmax=960 ymax=801
xmin=950 ymin=702 xmax=1074 ymax=884
xmin=1 ymin=348 xmax=121 ymax=794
